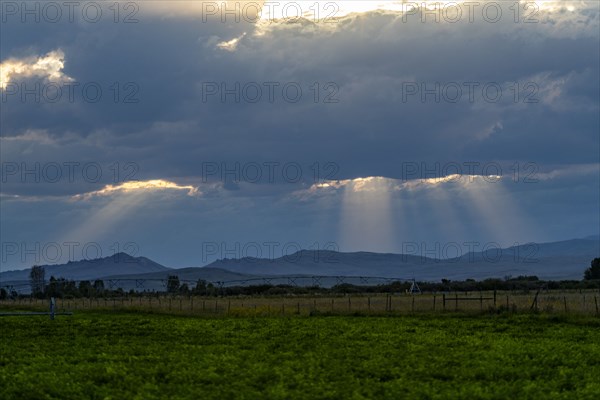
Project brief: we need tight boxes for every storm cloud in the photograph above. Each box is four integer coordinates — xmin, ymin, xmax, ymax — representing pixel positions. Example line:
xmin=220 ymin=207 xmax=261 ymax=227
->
xmin=1 ymin=1 xmax=598 ymax=269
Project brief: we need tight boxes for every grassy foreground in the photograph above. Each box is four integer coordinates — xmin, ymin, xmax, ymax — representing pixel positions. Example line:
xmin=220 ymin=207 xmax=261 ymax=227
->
xmin=1 ymin=312 xmax=599 ymax=399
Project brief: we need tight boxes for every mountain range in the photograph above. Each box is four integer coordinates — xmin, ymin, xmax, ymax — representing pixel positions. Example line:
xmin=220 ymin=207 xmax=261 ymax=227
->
xmin=204 ymin=238 xmax=599 ymax=281
xmin=1 ymin=237 xmax=598 ymax=292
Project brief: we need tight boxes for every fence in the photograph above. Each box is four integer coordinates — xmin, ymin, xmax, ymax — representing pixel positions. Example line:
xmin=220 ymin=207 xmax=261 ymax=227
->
xmin=0 ymin=297 xmax=73 ymax=319
xmin=1 ymin=290 xmax=598 ymax=317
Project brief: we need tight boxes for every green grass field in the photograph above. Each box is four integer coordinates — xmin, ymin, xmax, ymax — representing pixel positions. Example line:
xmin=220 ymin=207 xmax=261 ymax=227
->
xmin=1 ymin=312 xmax=599 ymax=399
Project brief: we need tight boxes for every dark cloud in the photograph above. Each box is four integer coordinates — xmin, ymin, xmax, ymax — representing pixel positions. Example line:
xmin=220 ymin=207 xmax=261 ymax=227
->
xmin=1 ymin=2 xmax=598 ymax=269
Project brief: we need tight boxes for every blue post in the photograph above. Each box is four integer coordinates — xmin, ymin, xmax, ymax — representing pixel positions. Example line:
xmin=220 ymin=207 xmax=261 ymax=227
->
xmin=50 ymin=297 xmax=55 ymax=320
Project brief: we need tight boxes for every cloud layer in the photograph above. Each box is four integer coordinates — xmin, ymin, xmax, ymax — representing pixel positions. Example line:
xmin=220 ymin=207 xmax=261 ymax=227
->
xmin=1 ymin=1 xmax=598 ymax=269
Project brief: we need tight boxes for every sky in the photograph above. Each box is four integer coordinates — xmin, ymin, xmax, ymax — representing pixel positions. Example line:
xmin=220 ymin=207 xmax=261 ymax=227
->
xmin=0 ymin=0 xmax=599 ymax=270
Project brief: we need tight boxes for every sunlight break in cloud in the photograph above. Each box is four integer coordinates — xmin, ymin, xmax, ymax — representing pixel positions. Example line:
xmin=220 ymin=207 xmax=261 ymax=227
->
xmin=0 ymin=49 xmax=73 ymax=90
xmin=308 ymin=175 xmax=503 ymax=194
xmin=0 ymin=129 xmax=56 ymax=145
xmin=72 ymin=180 xmax=200 ymax=200
xmin=216 ymin=33 xmax=247 ymax=51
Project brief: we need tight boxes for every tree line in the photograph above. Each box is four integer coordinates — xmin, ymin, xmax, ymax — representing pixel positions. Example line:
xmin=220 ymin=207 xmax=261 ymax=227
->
xmin=0 ymin=258 xmax=598 ymax=300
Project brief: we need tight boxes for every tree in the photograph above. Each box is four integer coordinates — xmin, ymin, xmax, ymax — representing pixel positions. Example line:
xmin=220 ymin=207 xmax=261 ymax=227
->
xmin=46 ymin=276 xmax=62 ymax=297
xmin=179 ymin=283 xmax=190 ymax=295
xmin=78 ymin=281 xmax=92 ymax=297
xmin=193 ymin=279 xmax=208 ymax=295
xmin=29 ymin=265 xmax=45 ymax=297
xmin=93 ymin=280 xmax=105 ymax=296
xmin=167 ymin=275 xmax=180 ymax=293
xmin=584 ymin=258 xmax=600 ymax=280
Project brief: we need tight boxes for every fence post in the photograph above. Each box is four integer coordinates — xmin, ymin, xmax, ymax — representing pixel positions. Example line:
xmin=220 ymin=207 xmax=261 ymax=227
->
xmin=564 ymin=296 xmax=568 ymax=313
xmin=455 ymin=293 xmax=458 ymax=311
xmin=367 ymin=297 xmax=371 ymax=312
xmin=595 ymin=296 xmax=599 ymax=317
xmin=433 ymin=294 xmax=436 ymax=311
xmin=493 ymin=290 xmax=497 ymax=308
xmin=411 ymin=296 xmax=415 ymax=313
xmin=480 ymin=294 xmax=483 ymax=311
xmin=50 ymin=297 xmax=55 ymax=320
xmin=443 ymin=294 xmax=446 ymax=311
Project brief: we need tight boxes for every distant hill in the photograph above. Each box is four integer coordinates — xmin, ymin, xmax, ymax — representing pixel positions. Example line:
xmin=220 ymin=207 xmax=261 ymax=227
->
xmin=204 ymin=238 xmax=600 ymax=281
xmin=1 ymin=238 xmax=598 ymax=293
xmin=0 ymin=252 xmax=169 ymax=283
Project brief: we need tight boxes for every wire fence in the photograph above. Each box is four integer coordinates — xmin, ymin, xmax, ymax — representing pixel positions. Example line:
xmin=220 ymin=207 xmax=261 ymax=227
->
xmin=1 ymin=290 xmax=599 ymax=317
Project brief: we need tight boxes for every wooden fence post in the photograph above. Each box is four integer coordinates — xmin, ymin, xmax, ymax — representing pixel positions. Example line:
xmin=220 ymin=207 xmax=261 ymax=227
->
xmin=443 ymin=294 xmax=446 ymax=311
xmin=493 ymin=290 xmax=497 ymax=307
